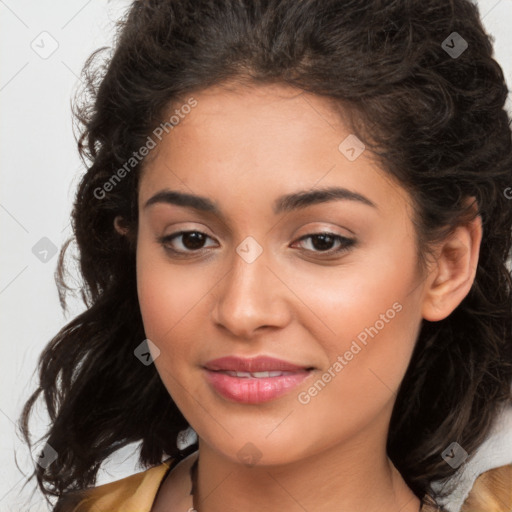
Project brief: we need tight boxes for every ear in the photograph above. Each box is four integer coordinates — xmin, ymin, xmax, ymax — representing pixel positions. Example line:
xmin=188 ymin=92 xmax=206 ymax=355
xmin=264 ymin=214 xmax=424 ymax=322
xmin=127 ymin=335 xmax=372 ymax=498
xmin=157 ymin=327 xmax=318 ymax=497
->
xmin=114 ymin=215 xmax=130 ymax=236
xmin=421 ymin=209 xmax=483 ymax=322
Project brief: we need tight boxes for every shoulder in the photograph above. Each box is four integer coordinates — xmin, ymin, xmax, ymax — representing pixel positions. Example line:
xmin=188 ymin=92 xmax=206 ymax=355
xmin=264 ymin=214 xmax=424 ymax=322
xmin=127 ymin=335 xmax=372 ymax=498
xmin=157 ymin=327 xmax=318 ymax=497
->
xmin=53 ymin=457 xmax=176 ymax=512
xmin=430 ymin=403 xmax=512 ymax=510
xmin=460 ymin=463 xmax=512 ymax=512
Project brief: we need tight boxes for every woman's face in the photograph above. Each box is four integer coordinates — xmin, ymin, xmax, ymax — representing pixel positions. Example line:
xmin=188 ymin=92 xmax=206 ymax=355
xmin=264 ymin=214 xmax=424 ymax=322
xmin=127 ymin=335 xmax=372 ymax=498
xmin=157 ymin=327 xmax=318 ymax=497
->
xmin=135 ymin=83 xmax=430 ymax=466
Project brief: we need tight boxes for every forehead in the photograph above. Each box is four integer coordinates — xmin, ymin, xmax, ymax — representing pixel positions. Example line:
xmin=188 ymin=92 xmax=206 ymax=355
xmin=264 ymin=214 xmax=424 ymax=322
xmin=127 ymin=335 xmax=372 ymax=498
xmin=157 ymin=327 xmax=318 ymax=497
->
xmin=166 ymin=82 xmax=345 ymax=146
xmin=142 ymin=83 xmax=348 ymax=177
xmin=138 ymin=83 xmax=413 ymax=223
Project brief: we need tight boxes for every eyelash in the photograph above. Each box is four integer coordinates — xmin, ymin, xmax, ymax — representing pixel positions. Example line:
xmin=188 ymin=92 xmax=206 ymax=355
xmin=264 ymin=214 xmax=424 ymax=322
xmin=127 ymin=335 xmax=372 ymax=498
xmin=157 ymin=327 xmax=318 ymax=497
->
xmin=156 ymin=230 xmax=356 ymax=258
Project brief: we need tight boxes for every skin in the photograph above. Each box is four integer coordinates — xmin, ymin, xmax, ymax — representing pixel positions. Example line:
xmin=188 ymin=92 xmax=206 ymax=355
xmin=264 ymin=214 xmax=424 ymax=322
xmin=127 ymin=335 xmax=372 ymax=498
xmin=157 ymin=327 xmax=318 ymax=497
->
xmin=115 ymin=82 xmax=482 ymax=512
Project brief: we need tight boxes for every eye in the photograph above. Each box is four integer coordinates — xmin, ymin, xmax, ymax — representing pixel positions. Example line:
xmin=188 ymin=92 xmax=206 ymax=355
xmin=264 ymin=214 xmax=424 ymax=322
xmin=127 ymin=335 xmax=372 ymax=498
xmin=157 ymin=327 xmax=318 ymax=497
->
xmin=157 ymin=230 xmax=217 ymax=255
xmin=292 ymin=232 xmax=356 ymax=256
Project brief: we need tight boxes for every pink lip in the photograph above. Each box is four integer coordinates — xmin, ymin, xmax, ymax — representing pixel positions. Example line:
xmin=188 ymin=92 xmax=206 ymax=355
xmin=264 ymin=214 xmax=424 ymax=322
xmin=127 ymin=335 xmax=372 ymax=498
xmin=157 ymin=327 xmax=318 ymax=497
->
xmin=203 ymin=356 xmax=313 ymax=404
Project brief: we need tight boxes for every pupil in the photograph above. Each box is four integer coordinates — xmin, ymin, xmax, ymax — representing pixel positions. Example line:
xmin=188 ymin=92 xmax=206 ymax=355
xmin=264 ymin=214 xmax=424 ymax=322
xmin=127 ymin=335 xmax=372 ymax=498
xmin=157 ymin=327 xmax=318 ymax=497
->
xmin=312 ymin=234 xmax=334 ymax=251
xmin=183 ymin=232 xmax=205 ymax=249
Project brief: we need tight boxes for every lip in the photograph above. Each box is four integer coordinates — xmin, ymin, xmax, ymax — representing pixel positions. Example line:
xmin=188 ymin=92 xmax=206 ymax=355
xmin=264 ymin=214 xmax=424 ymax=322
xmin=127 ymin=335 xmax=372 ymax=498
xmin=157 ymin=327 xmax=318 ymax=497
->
xmin=203 ymin=356 xmax=313 ymax=404
xmin=204 ymin=355 xmax=311 ymax=372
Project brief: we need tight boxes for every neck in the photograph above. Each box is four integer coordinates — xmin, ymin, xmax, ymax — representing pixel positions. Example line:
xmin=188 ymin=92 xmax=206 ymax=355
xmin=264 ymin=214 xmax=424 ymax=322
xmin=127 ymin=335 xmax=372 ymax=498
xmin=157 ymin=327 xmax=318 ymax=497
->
xmin=192 ymin=433 xmax=421 ymax=512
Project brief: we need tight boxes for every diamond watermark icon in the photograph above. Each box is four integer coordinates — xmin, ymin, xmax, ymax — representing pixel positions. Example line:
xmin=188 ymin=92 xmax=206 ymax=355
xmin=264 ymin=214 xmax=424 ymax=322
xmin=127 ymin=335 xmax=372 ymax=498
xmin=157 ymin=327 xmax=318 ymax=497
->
xmin=441 ymin=32 xmax=468 ymax=59
xmin=30 ymin=31 xmax=59 ymax=59
xmin=32 ymin=237 xmax=57 ymax=263
xmin=35 ymin=443 xmax=58 ymax=469
xmin=237 ymin=442 xmax=263 ymax=466
xmin=338 ymin=134 xmax=365 ymax=161
xmin=441 ymin=441 xmax=468 ymax=469
xmin=236 ymin=236 xmax=263 ymax=264
xmin=134 ymin=338 xmax=161 ymax=365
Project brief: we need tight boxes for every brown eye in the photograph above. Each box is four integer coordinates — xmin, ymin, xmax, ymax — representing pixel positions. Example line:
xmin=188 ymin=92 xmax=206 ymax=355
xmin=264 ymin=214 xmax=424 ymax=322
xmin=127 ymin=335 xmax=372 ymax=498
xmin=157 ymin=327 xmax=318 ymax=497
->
xmin=157 ymin=230 xmax=217 ymax=254
xmin=293 ymin=232 xmax=356 ymax=255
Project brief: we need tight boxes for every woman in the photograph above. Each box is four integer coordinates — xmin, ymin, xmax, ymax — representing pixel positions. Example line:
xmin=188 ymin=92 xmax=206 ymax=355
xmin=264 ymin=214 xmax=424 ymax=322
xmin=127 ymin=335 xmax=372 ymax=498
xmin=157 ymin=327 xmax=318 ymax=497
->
xmin=18 ymin=0 xmax=512 ymax=511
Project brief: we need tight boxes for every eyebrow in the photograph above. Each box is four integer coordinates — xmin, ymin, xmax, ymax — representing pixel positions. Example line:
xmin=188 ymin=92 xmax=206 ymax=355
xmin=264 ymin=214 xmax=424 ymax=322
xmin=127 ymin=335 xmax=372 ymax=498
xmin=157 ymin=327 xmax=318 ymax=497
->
xmin=143 ymin=186 xmax=377 ymax=217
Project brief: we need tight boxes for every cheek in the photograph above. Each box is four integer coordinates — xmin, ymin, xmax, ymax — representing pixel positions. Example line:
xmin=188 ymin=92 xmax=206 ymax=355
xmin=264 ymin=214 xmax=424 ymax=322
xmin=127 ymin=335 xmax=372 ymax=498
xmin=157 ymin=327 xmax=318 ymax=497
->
xmin=136 ymin=235 xmax=206 ymax=339
xmin=331 ymin=300 xmax=420 ymax=398
xmin=289 ymin=289 xmax=421 ymax=454
xmin=292 ymin=236 xmax=422 ymax=402
xmin=292 ymin=231 xmax=419 ymax=346
xmin=136 ymin=246 xmax=208 ymax=410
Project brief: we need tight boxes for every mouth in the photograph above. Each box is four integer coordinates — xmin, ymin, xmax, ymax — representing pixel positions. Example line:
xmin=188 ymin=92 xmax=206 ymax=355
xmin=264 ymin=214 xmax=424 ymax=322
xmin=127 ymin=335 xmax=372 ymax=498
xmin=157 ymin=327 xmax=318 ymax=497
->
xmin=217 ymin=370 xmax=302 ymax=378
xmin=203 ymin=356 xmax=314 ymax=404
xmin=204 ymin=355 xmax=313 ymax=373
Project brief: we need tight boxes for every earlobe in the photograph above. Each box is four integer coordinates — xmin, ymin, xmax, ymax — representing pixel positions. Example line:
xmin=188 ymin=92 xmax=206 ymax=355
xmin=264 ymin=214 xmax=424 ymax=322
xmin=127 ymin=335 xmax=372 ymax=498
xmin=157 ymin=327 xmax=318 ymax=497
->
xmin=114 ymin=215 xmax=130 ymax=236
xmin=421 ymin=214 xmax=482 ymax=322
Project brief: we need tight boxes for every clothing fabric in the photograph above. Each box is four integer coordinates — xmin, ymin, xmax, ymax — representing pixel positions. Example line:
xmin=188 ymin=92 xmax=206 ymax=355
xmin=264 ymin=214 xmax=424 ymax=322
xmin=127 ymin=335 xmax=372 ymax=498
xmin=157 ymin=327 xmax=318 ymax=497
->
xmin=53 ymin=457 xmax=177 ymax=512
xmin=430 ymin=401 xmax=512 ymax=511
xmin=54 ymin=454 xmax=446 ymax=511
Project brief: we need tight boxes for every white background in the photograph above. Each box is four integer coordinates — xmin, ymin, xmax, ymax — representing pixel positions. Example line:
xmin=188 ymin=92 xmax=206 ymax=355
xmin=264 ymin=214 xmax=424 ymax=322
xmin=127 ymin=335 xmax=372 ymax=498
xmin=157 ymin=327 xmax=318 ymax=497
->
xmin=1 ymin=1 xmax=511 ymax=510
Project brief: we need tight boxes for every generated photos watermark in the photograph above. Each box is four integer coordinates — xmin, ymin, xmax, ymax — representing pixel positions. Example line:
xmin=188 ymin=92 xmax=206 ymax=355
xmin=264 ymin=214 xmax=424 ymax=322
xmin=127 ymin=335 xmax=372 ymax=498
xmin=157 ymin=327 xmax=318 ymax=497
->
xmin=297 ymin=301 xmax=403 ymax=405
xmin=93 ymin=97 xmax=198 ymax=200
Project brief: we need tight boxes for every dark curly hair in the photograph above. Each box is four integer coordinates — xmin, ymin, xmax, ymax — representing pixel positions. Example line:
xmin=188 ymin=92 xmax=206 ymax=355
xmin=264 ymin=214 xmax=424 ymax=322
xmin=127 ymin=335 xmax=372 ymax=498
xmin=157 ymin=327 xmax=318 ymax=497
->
xmin=18 ymin=0 xmax=512 ymax=508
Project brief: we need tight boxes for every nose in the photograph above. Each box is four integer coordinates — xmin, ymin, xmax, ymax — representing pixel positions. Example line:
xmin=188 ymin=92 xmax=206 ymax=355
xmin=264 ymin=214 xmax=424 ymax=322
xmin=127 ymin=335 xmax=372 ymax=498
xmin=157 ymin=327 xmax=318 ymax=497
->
xmin=211 ymin=242 xmax=291 ymax=340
